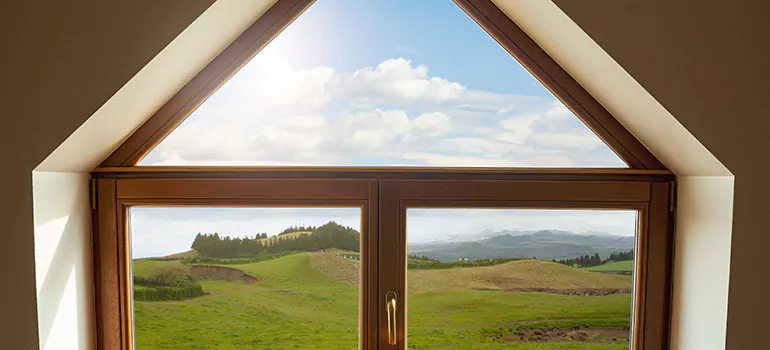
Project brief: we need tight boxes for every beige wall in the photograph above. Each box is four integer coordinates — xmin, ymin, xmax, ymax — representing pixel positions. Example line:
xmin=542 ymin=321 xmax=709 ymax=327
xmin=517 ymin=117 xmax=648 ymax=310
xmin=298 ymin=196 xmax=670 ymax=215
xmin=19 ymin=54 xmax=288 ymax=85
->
xmin=553 ymin=1 xmax=770 ymax=348
xmin=0 ymin=0 xmax=765 ymax=349
xmin=0 ymin=1 xmax=213 ymax=348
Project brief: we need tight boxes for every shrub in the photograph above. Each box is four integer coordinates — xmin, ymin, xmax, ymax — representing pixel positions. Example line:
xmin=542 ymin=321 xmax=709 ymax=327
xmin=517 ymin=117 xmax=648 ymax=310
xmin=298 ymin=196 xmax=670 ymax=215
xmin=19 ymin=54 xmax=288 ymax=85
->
xmin=148 ymin=264 xmax=193 ymax=287
xmin=133 ymin=264 xmax=205 ymax=301
xmin=134 ymin=284 xmax=205 ymax=302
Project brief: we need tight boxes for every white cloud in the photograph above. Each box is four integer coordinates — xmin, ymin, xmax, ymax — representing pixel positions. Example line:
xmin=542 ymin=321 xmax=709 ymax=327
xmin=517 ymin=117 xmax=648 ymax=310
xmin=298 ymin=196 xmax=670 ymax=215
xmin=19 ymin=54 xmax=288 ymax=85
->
xmin=331 ymin=58 xmax=466 ymax=104
xmin=141 ymin=45 xmax=625 ymax=168
xmin=403 ymin=112 xmax=453 ymax=142
xmin=497 ymin=103 xmax=517 ymax=115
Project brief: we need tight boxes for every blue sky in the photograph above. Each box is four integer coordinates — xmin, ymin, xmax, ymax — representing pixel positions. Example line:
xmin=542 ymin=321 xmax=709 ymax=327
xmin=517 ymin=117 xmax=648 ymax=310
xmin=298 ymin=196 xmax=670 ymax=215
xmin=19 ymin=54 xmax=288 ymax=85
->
xmin=131 ymin=1 xmax=632 ymax=258
xmin=140 ymin=0 xmax=624 ymax=167
xmin=274 ymin=0 xmax=549 ymax=95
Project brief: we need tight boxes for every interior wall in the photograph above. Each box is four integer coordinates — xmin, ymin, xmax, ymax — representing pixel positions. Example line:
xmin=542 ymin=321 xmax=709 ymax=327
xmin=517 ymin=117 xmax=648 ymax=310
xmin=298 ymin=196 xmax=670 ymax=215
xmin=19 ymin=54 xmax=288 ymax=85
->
xmin=671 ymin=177 xmax=734 ymax=349
xmin=1 ymin=0 xmax=764 ymax=349
xmin=551 ymin=1 xmax=770 ymax=349
xmin=491 ymin=2 xmax=735 ymax=349
xmin=33 ymin=172 xmax=93 ymax=349
xmin=0 ymin=1 xmax=214 ymax=348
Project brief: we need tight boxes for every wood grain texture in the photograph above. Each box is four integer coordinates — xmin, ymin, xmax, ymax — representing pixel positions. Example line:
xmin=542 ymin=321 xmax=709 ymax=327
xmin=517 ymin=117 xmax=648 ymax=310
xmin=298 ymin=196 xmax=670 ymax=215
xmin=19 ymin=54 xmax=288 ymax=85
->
xmin=363 ymin=180 xmax=379 ymax=349
xmin=117 ymin=205 xmax=133 ymax=350
xmin=642 ymin=182 xmax=674 ymax=348
xmin=454 ymin=0 xmax=665 ymax=170
xmin=99 ymin=0 xmax=315 ymax=167
xmin=633 ymin=204 xmax=649 ymax=350
xmin=116 ymin=178 xmax=371 ymax=199
xmin=378 ymin=181 xmax=403 ymax=349
xmin=397 ymin=180 xmax=651 ymax=202
xmin=93 ymin=167 xmax=674 ymax=183
xmin=93 ymin=178 xmax=121 ymax=349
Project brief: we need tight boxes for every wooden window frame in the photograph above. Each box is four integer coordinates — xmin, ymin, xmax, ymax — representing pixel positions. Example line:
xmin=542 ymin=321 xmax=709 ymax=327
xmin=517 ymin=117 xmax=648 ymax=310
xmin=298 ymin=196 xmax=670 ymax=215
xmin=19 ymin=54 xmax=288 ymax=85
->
xmin=92 ymin=0 xmax=674 ymax=348
xmin=99 ymin=0 xmax=663 ymax=170
xmin=91 ymin=168 xmax=674 ymax=349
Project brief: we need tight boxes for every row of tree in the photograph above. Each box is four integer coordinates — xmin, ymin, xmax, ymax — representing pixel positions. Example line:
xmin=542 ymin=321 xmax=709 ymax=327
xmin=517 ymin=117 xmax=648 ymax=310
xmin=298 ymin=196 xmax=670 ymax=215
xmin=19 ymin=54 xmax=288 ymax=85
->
xmin=552 ymin=250 xmax=634 ymax=268
xmin=278 ymin=225 xmax=318 ymax=236
xmin=190 ymin=221 xmax=360 ymax=258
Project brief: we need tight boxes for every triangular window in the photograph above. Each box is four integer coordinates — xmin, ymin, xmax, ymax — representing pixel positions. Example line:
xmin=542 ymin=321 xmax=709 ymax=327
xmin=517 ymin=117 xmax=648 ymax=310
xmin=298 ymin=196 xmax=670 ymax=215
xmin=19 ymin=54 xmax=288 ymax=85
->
xmin=138 ymin=0 xmax=626 ymax=167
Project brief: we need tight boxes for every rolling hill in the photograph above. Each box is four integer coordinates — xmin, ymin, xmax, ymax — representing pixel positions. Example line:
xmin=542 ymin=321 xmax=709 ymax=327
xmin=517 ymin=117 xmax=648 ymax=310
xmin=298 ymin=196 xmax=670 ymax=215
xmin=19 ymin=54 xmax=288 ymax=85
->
xmin=259 ymin=230 xmax=313 ymax=244
xmin=409 ymin=230 xmax=634 ymax=261
xmin=133 ymin=252 xmax=632 ymax=349
xmin=585 ymin=260 xmax=635 ymax=272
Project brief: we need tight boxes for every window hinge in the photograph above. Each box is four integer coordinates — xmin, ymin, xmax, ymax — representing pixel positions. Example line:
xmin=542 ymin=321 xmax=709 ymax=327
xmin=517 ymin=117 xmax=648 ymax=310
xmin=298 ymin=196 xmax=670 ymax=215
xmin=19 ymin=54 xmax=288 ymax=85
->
xmin=669 ymin=180 xmax=676 ymax=212
xmin=90 ymin=178 xmax=97 ymax=210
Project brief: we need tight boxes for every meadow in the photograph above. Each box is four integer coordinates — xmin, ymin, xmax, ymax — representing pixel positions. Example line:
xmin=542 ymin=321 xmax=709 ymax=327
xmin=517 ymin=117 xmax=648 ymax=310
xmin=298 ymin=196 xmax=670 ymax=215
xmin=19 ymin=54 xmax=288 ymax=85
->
xmin=133 ymin=252 xmax=633 ymax=349
xmin=584 ymin=260 xmax=634 ymax=272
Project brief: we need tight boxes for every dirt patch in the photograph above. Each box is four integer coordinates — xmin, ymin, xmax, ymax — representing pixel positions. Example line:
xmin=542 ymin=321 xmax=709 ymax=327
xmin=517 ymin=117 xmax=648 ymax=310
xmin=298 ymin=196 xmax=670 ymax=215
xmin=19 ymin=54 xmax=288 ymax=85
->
xmin=502 ymin=288 xmax=631 ymax=296
xmin=494 ymin=325 xmax=630 ymax=344
xmin=592 ymin=270 xmax=633 ymax=276
xmin=190 ymin=265 xmax=259 ymax=284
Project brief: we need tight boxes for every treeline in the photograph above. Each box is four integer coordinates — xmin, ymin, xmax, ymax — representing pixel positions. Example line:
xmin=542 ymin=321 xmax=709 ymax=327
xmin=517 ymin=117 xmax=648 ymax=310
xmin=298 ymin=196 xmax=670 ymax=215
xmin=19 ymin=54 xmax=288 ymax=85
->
xmin=278 ymin=225 xmax=317 ymax=236
xmin=552 ymin=250 xmax=634 ymax=268
xmin=191 ymin=221 xmax=360 ymax=258
xmin=407 ymin=255 xmax=525 ymax=269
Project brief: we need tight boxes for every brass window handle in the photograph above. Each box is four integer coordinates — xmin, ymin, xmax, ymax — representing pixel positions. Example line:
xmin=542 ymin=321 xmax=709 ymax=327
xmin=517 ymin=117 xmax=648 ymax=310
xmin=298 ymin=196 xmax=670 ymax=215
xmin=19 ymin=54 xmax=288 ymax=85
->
xmin=385 ymin=291 xmax=397 ymax=345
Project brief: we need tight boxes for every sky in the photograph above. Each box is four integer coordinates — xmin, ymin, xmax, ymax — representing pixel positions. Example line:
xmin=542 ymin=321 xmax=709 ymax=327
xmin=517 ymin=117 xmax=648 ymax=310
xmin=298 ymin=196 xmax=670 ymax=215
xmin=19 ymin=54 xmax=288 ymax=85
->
xmin=131 ymin=207 xmax=637 ymax=258
xmin=139 ymin=0 xmax=625 ymax=167
xmin=131 ymin=0 xmax=633 ymax=258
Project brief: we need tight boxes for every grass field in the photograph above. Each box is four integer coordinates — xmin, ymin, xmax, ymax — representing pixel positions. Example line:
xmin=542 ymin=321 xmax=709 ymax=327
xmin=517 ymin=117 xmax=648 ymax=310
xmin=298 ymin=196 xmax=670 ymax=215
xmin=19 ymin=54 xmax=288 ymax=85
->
xmin=133 ymin=253 xmax=633 ymax=349
xmin=584 ymin=260 xmax=634 ymax=272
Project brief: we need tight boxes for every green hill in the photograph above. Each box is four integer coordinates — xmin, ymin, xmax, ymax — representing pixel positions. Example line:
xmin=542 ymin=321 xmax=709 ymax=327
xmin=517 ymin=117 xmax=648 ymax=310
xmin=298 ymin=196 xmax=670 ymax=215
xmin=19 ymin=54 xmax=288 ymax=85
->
xmin=132 ymin=259 xmax=183 ymax=278
xmin=585 ymin=260 xmax=634 ymax=272
xmin=162 ymin=249 xmax=199 ymax=259
xmin=409 ymin=230 xmax=634 ymax=261
xmin=133 ymin=252 xmax=632 ymax=349
xmin=409 ymin=259 xmax=632 ymax=293
xmin=258 ymin=230 xmax=312 ymax=245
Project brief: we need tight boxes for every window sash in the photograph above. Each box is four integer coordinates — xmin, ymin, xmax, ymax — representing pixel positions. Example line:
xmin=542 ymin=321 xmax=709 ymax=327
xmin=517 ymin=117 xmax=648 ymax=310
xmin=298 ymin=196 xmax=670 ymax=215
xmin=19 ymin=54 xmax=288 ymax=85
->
xmin=92 ymin=168 xmax=673 ymax=350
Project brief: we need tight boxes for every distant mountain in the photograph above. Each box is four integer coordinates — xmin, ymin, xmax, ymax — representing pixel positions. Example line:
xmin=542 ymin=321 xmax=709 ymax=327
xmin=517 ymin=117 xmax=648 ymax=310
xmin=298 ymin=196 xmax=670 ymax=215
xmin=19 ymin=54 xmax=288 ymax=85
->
xmin=409 ymin=230 xmax=634 ymax=262
xmin=442 ymin=229 xmax=533 ymax=243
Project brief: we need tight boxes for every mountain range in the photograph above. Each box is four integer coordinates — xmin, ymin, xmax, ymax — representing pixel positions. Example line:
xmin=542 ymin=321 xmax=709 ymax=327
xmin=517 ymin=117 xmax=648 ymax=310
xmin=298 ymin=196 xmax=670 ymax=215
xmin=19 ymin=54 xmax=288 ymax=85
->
xmin=409 ymin=230 xmax=634 ymax=262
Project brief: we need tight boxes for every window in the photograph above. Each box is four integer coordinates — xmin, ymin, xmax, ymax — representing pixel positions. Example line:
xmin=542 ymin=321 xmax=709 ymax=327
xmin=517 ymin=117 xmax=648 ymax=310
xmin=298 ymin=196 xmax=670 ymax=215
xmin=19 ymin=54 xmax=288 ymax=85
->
xmin=406 ymin=209 xmax=638 ymax=348
xmin=138 ymin=0 xmax=625 ymax=168
xmin=130 ymin=207 xmax=362 ymax=349
xmin=92 ymin=0 xmax=673 ymax=349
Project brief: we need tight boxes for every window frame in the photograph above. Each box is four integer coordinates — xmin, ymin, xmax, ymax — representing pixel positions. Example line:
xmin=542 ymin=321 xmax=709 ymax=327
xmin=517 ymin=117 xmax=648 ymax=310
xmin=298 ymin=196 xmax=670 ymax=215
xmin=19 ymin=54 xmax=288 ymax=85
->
xmin=92 ymin=0 xmax=674 ymax=347
xmin=379 ymin=177 xmax=673 ymax=349
xmin=91 ymin=167 xmax=674 ymax=349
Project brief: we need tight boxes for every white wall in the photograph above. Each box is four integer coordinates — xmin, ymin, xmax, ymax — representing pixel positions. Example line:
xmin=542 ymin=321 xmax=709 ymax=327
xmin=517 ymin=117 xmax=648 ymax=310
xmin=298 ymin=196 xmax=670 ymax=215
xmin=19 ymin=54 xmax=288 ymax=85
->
xmin=29 ymin=1 xmax=278 ymax=348
xmin=670 ymin=177 xmax=734 ymax=349
xmin=33 ymin=172 xmax=93 ymax=349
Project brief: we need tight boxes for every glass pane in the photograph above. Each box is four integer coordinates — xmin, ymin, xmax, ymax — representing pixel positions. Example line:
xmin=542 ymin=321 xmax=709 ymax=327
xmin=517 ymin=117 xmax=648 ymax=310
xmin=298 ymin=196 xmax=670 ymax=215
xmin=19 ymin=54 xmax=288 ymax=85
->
xmin=139 ymin=0 xmax=626 ymax=167
xmin=129 ymin=207 xmax=362 ymax=349
xmin=407 ymin=209 xmax=638 ymax=349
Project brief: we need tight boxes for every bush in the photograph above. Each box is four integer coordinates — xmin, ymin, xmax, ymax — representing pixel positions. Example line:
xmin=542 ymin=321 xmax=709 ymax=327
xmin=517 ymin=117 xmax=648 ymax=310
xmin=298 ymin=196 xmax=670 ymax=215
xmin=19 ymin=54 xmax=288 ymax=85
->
xmin=148 ymin=264 xmax=193 ymax=287
xmin=182 ymin=251 xmax=298 ymax=265
xmin=133 ymin=264 xmax=205 ymax=301
xmin=134 ymin=284 xmax=205 ymax=302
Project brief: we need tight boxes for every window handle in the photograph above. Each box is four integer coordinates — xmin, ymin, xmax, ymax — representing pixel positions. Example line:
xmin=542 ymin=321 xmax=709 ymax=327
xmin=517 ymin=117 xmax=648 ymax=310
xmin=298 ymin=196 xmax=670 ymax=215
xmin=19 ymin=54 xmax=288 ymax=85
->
xmin=385 ymin=291 xmax=397 ymax=345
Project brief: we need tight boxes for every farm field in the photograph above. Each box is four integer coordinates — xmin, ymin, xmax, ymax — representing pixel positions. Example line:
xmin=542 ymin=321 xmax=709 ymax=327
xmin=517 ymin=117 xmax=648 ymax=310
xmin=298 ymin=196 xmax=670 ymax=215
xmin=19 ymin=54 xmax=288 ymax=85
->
xmin=584 ymin=260 xmax=634 ymax=272
xmin=133 ymin=252 xmax=633 ymax=349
